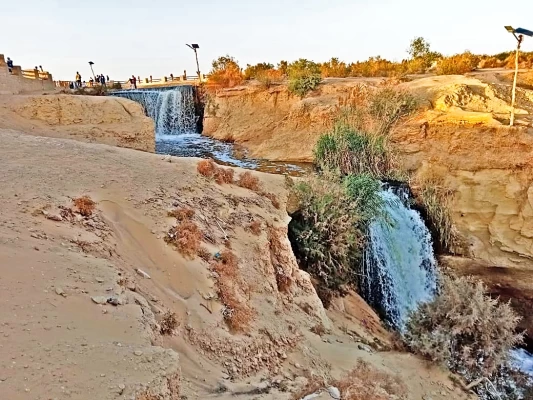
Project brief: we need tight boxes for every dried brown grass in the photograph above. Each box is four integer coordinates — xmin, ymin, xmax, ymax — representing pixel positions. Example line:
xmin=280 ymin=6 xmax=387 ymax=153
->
xmin=248 ymin=220 xmax=262 ymax=236
xmin=165 ymin=220 xmax=203 ymax=258
xmin=197 ymin=159 xmax=234 ymax=185
xmin=197 ymin=247 xmax=212 ymax=262
xmin=237 ymin=171 xmax=260 ymax=191
xmin=168 ymin=207 xmax=195 ymax=221
xmin=159 ymin=311 xmax=178 ymax=335
xmin=211 ymin=250 xmax=253 ymax=332
xmin=73 ymin=196 xmax=96 ymax=217
xmin=261 ymin=192 xmax=280 ymax=209
xmin=334 ymin=360 xmax=407 ymax=400
xmin=291 ymin=374 xmax=326 ymax=400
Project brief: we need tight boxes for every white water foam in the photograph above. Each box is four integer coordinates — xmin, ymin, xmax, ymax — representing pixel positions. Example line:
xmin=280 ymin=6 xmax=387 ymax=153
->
xmin=362 ymin=189 xmax=437 ymax=330
xmin=112 ymin=87 xmax=197 ymax=135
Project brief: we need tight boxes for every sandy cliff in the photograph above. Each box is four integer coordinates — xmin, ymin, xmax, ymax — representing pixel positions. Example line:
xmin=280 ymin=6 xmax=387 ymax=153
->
xmin=0 ymin=129 xmax=473 ymax=400
xmin=205 ymin=74 xmax=533 ymax=338
xmin=0 ymin=94 xmax=155 ymax=152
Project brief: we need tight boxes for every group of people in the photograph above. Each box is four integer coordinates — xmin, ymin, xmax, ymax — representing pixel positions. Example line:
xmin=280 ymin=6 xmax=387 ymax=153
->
xmin=73 ymin=72 xmax=110 ymax=89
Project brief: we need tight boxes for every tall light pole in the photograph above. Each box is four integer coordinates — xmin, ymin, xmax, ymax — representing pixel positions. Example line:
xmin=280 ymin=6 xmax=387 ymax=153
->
xmin=186 ymin=44 xmax=201 ymax=81
xmin=504 ymin=26 xmax=533 ymax=126
xmin=88 ymin=61 xmax=97 ymax=82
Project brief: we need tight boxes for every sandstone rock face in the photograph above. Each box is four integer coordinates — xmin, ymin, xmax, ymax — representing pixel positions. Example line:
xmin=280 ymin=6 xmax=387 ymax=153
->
xmin=2 ymin=94 xmax=155 ymax=152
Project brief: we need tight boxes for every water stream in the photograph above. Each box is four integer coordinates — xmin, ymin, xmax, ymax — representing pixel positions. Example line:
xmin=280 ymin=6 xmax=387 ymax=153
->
xmin=110 ymin=86 xmax=310 ymax=175
xmin=361 ymin=188 xmax=437 ymax=330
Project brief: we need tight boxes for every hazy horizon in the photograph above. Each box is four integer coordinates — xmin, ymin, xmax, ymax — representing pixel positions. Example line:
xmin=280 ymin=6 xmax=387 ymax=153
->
xmin=3 ymin=0 xmax=533 ymax=81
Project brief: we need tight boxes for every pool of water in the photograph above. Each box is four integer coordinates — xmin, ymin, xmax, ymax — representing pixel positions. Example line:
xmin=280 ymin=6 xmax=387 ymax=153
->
xmin=155 ymin=133 xmax=312 ymax=176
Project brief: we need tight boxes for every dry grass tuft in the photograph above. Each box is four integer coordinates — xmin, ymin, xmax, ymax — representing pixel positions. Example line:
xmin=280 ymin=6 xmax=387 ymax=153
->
xmin=168 ymin=207 xmax=195 ymax=221
xmin=197 ymin=158 xmax=217 ymax=178
xmin=310 ymin=323 xmax=326 ymax=336
xmin=211 ymin=250 xmax=253 ymax=332
xmin=159 ymin=311 xmax=178 ymax=335
xmin=248 ymin=220 xmax=262 ymax=236
xmin=197 ymin=159 xmax=234 ymax=185
xmin=197 ymin=247 xmax=212 ymax=262
xmin=214 ymin=167 xmax=235 ymax=185
xmin=73 ymin=196 xmax=96 ymax=217
xmin=165 ymin=220 xmax=203 ymax=258
xmin=334 ymin=360 xmax=407 ymax=400
xmin=261 ymin=192 xmax=280 ymax=209
xmin=237 ymin=171 xmax=260 ymax=191
xmin=291 ymin=374 xmax=326 ymax=400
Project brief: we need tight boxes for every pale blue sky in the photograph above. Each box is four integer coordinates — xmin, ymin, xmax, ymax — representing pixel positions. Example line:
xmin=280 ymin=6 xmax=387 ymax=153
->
xmin=3 ymin=0 xmax=533 ymax=80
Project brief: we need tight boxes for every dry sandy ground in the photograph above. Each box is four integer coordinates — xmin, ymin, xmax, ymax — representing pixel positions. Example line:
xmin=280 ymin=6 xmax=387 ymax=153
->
xmin=0 ymin=128 xmax=476 ymax=400
xmin=0 ymin=94 xmax=155 ymax=152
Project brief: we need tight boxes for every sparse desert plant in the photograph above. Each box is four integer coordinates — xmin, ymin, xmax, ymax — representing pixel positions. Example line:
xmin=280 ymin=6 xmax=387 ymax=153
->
xmin=237 ymin=171 xmax=260 ymax=191
xmin=159 ymin=311 xmax=178 ymax=335
xmin=334 ymin=360 xmax=408 ymax=400
xmin=436 ymin=52 xmax=480 ymax=75
xmin=197 ymin=159 xmax=234 ymax=184
xmin=256 ymin=68 xmax=284 ymax=88
xmin=247 ymin=220 xmax=262 ymax=236
xmin=243 ymin=62 xmax=274 ymax=80
xmin=197 ymin=158 xmax=216 ymax=177
xmin=405 ymin=275 xmax=524 ymax=381
xmin=211 ymin=250 xmax=253 ymax=331
xmin=165 ymin=220 xmax=202 ymax=258
xmin=288 ymin=176 xmax=363 ymax=291
xmin=197 ymin=247 xmax=212 ymax=262
xmin=168 ymin=207 xmax=195 ymax=221
xmin=368 ymin=87 xmax=418 ymax=136
xmin=208 ymin=55 xmax=243 ymax=88
xmin=415 ymin=184 xmax=458 ymax=254
xmin=73 ymin=195 xmax=96 ymax=217
xmin=261 ymin=191 xmax=280 ymax=209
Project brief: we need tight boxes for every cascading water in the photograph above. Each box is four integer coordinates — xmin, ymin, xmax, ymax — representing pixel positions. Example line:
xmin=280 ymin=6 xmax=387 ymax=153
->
xmin=361 ymin=188 xmax=437 ymax=330
xmin=110 ymin=86 xmax=309 ymax=175
xmin=111 ymin=86 xmax=197 ymax=135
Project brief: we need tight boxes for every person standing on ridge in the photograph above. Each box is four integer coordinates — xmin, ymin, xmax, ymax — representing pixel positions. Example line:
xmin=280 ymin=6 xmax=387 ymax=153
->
xmin=130 ymin=75 xmax=137 ymax=89
xmin=6 ymin=57 xmax=14 ymax=73
xmin=75 ymin=71 xmax=82 ymax=88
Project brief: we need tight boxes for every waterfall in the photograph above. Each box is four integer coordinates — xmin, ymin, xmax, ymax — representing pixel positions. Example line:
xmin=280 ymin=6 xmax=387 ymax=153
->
xmin=362 ymin=188 xmax=437 ymax=330
xmin=111 ymin=86 xmax=197 ymax=135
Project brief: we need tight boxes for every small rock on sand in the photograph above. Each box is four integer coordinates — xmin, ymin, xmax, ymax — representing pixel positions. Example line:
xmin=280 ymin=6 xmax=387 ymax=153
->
xmin=135 ymin=268 xmax=151 ymax=279
xmin=91 ymin=296 xmax=108 ymax=305
xmin=133 ymin=350 xmax=143 ymax=356
xmin=327 ymin=386 xmax=341 ymax=399
xmin=55 ymin=287 xmax=66 ymax=297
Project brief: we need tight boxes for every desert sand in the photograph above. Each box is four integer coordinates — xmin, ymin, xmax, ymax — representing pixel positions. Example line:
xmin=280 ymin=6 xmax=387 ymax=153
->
xmin=0 ymin=126 xmax=476 ymax=400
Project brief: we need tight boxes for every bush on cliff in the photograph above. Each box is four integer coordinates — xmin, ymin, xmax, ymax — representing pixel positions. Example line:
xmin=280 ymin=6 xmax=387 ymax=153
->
xmin=287 ymin=59 xmax=322 ymax=97
xmin=208 ymin=55 xmax=243 ymax=88
xmin=289 ymin=175 xmax=363 ymax=293
xmin=405 ymin=275 xmax=524 ymax=385
xmin=436 ymin=52 xmax=480 ymax=75
xmin=314 ymin=123 xmax=395 ymax=180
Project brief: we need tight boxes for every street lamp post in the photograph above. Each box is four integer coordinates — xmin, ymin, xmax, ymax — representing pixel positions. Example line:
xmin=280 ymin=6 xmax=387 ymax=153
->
xmin=504 ymin=26 xmax=533 ymax=126
xmin=88 ymin=61 xmax=97 ymax=83
xmin=186 ymin=44 xmax=201 ymax=81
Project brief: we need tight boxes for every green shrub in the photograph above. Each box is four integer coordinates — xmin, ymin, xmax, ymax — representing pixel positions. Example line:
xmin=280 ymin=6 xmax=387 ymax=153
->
xmin=288 ymin=74 xmax=322 ymax=97
xmin=288 ymin=176 xmax=363 ymax=292
xmin=343 ymin=174 xmax=383 ymax=221
xmin=208 ymin=55 xmax=243 ymax=88
xmin=405 ymin=275 xmax=524 ymax=380
xmin=314 ymin=123 xmax=394 ymax=179
xmin=287 ymin=59 xmax=322 ymax=97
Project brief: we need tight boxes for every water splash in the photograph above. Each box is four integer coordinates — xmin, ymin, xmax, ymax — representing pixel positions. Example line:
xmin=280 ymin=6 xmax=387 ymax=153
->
xmin=362 ymin=188 xmax=437 ymax=330
xmin=111 ymin=87 xmax=197 ymax=135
